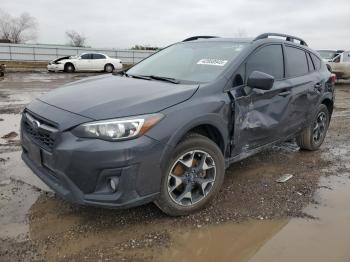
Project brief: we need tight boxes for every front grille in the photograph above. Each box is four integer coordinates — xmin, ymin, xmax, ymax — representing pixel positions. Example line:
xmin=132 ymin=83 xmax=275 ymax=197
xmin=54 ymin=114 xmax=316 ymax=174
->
xmin=22 ymin=112 xmax=58 ymax=150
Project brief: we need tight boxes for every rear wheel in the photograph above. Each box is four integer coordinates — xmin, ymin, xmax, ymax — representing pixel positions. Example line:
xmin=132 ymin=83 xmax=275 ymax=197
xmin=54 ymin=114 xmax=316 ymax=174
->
xmin=296 ymin=104 xmax=330 ymax=151
xmin=104 ymin=64 xmax=114 ymax=73
xmin=155 ymin=133 xmax=225 ymax=216
xmin=64 ymin=63 xmax=75 ymax=73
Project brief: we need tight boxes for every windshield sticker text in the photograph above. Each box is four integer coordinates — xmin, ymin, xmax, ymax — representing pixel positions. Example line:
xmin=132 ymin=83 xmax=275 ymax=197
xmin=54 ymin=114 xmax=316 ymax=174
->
xmin=197 ymin=59 xmax=228 ymax=66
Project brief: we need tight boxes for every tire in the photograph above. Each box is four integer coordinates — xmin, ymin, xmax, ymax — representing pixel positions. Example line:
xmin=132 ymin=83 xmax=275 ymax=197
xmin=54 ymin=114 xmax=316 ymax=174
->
xmin=155 ymin=133 xmax=225 ymax=216
xmin=104 ymin=64 xmax=114 ymax=73
xmin=296 ymin=104 xmax=330 ymax=151
xmin=64 ymin=63 xmax=75 ymax=73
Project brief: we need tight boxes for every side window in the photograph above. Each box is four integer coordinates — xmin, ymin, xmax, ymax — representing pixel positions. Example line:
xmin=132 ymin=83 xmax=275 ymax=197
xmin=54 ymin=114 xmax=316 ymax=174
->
xmin=80 ymin=54 xmax=91 ymax=59
xmin=246 ymin=45 xmax=284 ymax=80
xmin=343 ymin=52 xmax=350 ymax=62
xmin=92 ymin=54 xmax=106 ymax=59
xmin=285 ymin=46 xmax=309 ymax=77
xmin=306 ymin=53 xmax=315 ymax=71
xmin=232 ymin=65 xmax=245 ymax=87
xmin=310 ymin=53 xmax=322 ymax=70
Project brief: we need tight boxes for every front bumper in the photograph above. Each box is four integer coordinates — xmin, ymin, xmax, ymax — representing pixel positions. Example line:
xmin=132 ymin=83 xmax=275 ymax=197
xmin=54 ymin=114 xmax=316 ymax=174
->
xmin=47 ymin=64 xmax=64 ymax=72
xmin=21 ymin=112 xmax=167 ymax=208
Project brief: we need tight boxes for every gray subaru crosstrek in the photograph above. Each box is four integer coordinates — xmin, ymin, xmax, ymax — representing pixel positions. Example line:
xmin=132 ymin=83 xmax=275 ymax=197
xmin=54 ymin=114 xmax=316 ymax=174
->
xmin=21 ymin=33 xmax=335 ymax=216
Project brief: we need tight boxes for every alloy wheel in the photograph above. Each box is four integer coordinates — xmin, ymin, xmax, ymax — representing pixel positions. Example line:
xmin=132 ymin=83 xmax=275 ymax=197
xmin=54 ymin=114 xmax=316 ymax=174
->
xmin=167 ymin=150 xmax=216 ymax=206
xmin=313 ymin=111 xmax=327 ymax=143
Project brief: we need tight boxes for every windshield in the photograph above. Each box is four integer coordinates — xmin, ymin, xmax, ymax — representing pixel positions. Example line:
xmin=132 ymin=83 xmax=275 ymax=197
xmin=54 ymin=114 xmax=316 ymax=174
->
xmin=127 ymin=41 xmax=248 ymax=83
xmin=317 ymin=50 xmax=338 ymax=60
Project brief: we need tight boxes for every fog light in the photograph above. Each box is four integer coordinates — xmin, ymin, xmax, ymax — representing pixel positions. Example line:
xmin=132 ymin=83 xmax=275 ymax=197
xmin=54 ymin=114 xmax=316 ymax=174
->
xmin=109 ymin=177 xmax=119 ymax=192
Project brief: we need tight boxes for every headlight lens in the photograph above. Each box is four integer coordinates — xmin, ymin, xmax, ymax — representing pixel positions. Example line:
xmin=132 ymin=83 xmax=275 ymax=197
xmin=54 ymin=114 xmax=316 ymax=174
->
xmin=72 ymin=113 xmax=164 ymax=141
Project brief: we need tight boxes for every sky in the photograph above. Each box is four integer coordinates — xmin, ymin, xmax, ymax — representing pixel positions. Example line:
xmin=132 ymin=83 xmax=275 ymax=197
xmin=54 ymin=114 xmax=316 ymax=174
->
xmin=1 ymin=0 xmax=349 ymax=50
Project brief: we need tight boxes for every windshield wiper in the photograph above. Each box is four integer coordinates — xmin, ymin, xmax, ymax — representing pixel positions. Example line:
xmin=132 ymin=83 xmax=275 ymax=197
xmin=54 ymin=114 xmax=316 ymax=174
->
xmin=146 ymin=75 xmax=180 ymax=84
xmin=125 ymin=74 xmax=180 ymax=84
xmin=127 ymin=74 xmax=152 ymax=80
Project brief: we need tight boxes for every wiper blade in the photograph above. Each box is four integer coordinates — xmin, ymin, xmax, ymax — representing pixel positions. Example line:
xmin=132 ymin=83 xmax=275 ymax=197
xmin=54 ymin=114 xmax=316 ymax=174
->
xmin=147 ymin=75 xmax=180 ymax=84
xmin=127 ymin=74 xmax=152 ymax=80
xmin=125 ymin=74 xmax=180 ymax=84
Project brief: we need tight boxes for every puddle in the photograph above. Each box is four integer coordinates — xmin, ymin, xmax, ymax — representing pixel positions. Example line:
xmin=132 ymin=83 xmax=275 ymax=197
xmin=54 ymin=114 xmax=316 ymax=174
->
xmin=157 ymin=219 xmax=288 ymax=262
xmin=0 ymin=179 xmax=41 ymax=239
xmin=156 ymin=173 xmax=350 ymax=262
xmin=250 ymin=174 xmax=350 ymax=262
xmin=0 ymin=114 xmax=21 ymax=144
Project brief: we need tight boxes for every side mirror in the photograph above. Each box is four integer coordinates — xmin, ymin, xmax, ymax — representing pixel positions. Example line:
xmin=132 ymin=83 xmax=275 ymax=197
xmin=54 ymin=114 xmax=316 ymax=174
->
xmin=247 ymin=71 xmax=274 ymax=91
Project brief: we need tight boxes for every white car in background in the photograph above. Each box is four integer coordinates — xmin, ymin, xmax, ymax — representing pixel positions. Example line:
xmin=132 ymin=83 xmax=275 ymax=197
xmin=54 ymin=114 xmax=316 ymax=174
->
xmin=47 ymin=53 xmax=123 ymax=73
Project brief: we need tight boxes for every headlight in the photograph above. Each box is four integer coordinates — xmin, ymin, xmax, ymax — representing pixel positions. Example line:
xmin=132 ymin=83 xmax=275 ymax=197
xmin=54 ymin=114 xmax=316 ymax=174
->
xmin=72 ymin=113 xmax=164 ymax=141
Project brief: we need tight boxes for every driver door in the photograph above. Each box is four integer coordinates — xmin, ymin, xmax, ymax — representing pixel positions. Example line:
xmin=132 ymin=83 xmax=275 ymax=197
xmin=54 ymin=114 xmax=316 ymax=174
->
xmin=76 ymin=53 xmax=92 ymax=70
xmin=230 ymin=44 xmax=292 ymax=154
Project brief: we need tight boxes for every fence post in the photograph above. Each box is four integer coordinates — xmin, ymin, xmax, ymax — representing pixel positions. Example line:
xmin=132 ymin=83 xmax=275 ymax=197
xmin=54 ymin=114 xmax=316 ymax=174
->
xmin=33 ymin=47 xmax=36 ymax=61
xmin=9 ymin=45 xmax=12 ymax=60
xmin=56 ymin=48 xmax=58 ymax=58
xmin=132 ymin=51 xmax=135 ymax=64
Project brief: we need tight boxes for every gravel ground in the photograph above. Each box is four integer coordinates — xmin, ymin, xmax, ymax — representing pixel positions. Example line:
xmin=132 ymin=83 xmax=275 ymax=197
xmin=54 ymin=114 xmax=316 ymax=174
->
xmin=0 ymin=72 xmax=349 ymax=261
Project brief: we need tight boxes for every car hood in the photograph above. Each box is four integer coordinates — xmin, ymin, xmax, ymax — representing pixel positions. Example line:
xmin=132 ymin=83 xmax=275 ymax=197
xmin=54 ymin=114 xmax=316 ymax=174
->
xmin=38 ymin=74 xmax=199 ymax=120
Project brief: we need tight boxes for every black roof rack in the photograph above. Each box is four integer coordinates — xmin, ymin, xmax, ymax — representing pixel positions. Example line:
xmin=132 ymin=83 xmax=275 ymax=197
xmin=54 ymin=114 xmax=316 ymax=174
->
xmin=182 ymin=36 xmax=219 ymax=42
xmin=254 ymin=33 xmax=308 ymax=46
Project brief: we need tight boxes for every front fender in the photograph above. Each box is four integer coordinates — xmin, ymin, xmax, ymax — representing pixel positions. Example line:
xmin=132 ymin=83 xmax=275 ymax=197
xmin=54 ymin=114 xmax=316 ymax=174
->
xmin=146 ymin=95 xmax=231 ymax=171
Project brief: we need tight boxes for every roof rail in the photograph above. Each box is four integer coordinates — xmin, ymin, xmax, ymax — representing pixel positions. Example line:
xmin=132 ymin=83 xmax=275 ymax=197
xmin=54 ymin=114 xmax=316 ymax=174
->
xmin=182 ymin=36 xmax=219 ymax=42
xmin=254 ymin=33 xmax=308 ymax=46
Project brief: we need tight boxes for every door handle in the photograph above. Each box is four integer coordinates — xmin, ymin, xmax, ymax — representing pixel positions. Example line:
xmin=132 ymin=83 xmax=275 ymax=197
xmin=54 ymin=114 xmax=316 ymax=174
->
xmin=314 ymin=82 xmax=322 ymax=88
xmin=314 ymin=82 xmax=322 ymax=92
xmin=278 ymin=91 xmax=291 ymax=97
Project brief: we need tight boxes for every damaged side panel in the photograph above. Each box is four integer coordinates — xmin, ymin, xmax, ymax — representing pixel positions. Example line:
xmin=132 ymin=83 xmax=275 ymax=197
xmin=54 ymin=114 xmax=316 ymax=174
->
xmin=228 ymin=76 xmax=318 ymax=159
xmin=231 ymin=87 xmax=290 ymax=153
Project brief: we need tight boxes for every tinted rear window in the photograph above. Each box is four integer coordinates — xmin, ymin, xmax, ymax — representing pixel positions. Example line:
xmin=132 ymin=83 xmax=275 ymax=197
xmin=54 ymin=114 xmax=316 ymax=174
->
xmin=285 ymin=46 xmax=309 ymax=77
xmin=310 ymin=53 xmax=321 ymax=70
xmin=306 ymin=53 xmax=315 ymax=71
xmin=246 ymin=44 xmax=284 ymax=80
xmin=93 ymin=54 xmax=106 ymax=59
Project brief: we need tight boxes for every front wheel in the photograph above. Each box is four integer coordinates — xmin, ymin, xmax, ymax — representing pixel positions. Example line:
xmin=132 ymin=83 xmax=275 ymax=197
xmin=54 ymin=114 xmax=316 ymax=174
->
xmin=155 ymin=133 xmax=225 ymax=216
xmin=64 ymin=63 xmax=75 ymax=73
xmin=296 ymin=104 xmax=330 ymax=151
xmin=104 ymin=64 xmax=114 ymax=73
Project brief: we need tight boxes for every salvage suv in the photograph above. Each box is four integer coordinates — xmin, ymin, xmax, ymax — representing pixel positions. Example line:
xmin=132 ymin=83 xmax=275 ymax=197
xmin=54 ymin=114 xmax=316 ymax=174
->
xmin=21 ymin=33 xmax=335 ymax=216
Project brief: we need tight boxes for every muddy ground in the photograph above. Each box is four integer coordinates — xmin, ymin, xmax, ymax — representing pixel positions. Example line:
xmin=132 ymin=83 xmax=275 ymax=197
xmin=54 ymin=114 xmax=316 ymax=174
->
xmin=0 ymin=72 xmax=349 ymax=261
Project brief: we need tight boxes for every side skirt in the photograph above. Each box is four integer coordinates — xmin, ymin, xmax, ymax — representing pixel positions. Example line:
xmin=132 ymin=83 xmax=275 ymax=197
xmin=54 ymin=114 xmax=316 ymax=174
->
xmin=225 ymin=134 xmax=297 ymax=169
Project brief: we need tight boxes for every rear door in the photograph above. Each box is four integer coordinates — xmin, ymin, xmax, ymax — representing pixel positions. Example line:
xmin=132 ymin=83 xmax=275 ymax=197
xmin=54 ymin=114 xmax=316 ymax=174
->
xmin=92 ymin=53 xmax=107 ymax=70
xmin=281 ymin=45 xmax=321 ymax=134
xmin=231 ymin=44 xmax=293 ymax=152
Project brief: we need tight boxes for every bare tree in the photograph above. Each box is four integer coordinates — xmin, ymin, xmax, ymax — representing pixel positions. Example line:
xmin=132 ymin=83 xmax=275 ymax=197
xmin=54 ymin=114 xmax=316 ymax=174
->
xmin=0 ymin=9 xmax=38 ymax=43
xmin=0 ymin=10 xmax=11 ymax=41
xmin=66 ymin=30 xmax=87 ymax=47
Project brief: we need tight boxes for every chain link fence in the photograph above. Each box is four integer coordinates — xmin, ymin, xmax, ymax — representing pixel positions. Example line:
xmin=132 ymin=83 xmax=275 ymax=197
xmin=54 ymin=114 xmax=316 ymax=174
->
xmin=0 ymin=43 xmax=155 ymax=64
